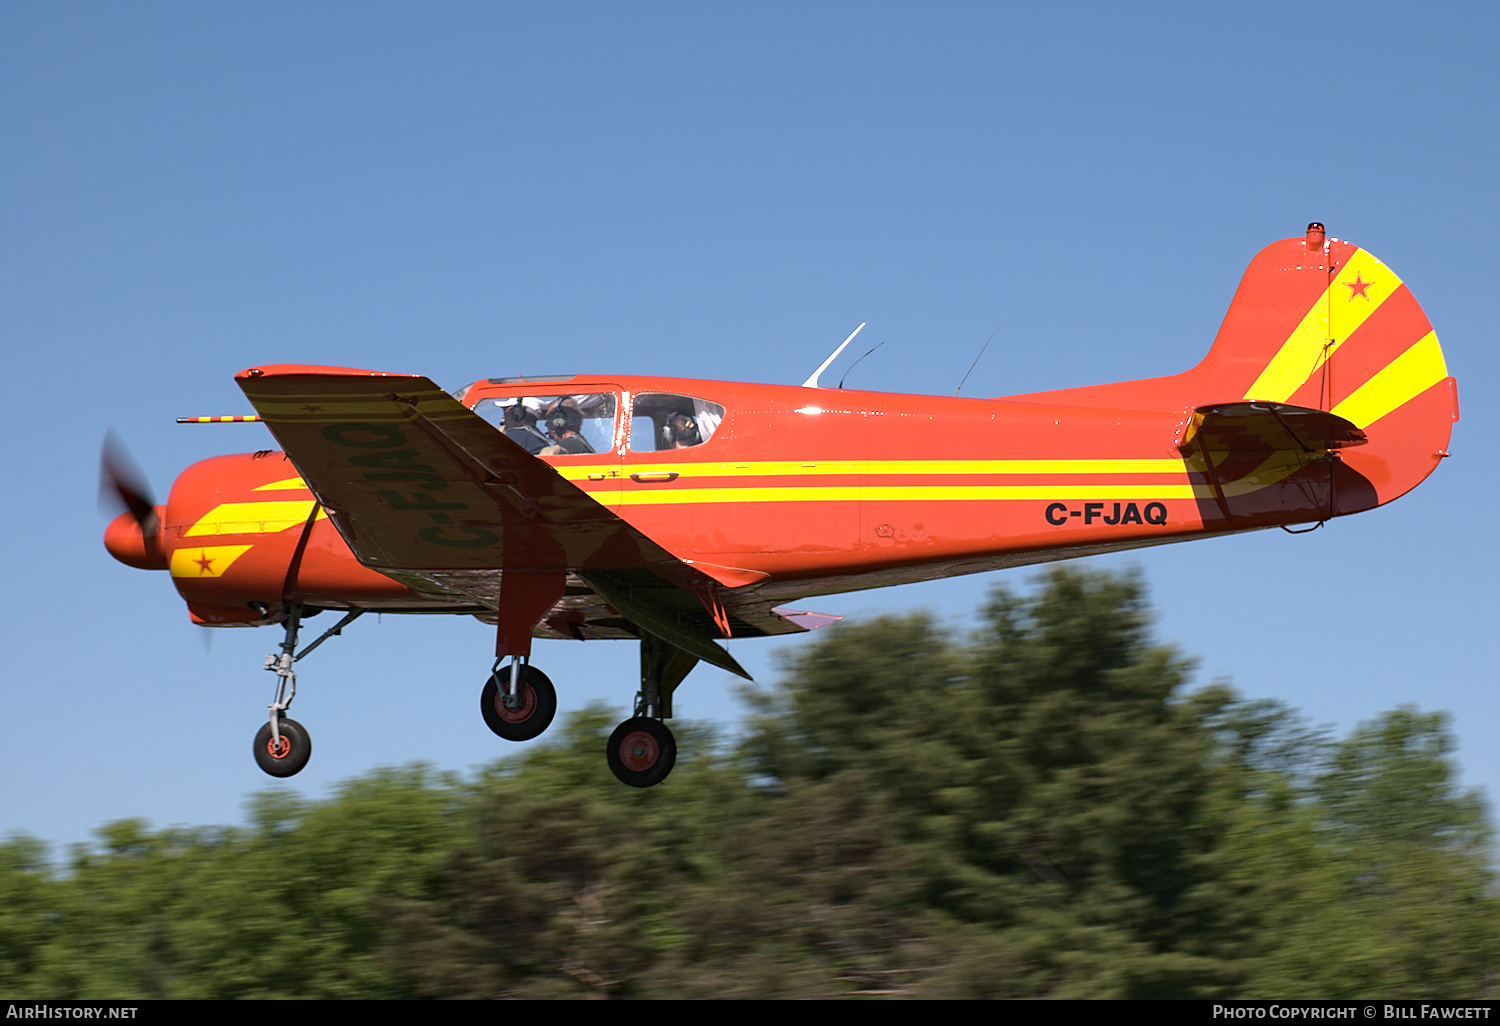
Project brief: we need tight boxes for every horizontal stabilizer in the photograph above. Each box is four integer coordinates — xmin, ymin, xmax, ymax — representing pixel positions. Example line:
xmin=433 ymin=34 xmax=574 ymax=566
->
xmin=771 ymin=607 xmax=844 ymax=631
xmin=1183 ymin=402 xmax=1366 ymax=455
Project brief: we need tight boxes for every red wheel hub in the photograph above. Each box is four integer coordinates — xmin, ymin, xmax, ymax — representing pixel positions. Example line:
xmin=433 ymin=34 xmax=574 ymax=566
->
xmin=618 ymin=730 xmax=660 ymax=772
xmin=493 ymin=683 xmax=537 ymax=724
xmin=266 ymin=735 xmax=292 ymax=759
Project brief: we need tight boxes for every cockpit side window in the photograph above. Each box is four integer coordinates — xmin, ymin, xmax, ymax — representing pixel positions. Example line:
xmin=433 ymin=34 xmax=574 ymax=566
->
xmin=629 ymin=393 xmax=725 ymax=452
xmin=473 ymin=392 xmax=618 ymax=456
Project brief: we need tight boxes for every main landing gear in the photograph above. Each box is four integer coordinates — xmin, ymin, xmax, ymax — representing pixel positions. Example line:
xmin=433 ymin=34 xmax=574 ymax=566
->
xmin=483 ymin=570 xmax=681 ymax=787
xmin=607 ymin=717 xmax=676 ymax=788
xmin=481 ymin=636 xmax=682 ymax=789
xmin=480 ymin=660 xmax=557 ymax=741
xmin=252 ymin=604 xmax=363 ymax=778
xmin=605 ymin=632 xmax=685 ymax=788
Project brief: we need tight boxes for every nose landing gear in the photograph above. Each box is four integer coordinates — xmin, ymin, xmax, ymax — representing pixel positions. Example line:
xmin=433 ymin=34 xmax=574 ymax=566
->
xmin=251 ymin=604 xmax=363 ymax=778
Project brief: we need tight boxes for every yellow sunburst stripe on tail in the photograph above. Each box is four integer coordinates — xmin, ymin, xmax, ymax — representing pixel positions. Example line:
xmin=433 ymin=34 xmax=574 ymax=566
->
xmin=184 ymin=501 xmax=325 ymax=537
xmin=1243 ymin=248 xmax=1403 ymax=403
xmin=169 ymin=544 xmax=254 ymax=578
xmin=1330 ymin=331 xmax=1448 ymax=429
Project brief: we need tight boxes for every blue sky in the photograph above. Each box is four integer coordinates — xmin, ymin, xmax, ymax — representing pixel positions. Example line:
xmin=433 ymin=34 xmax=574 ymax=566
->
xmin=3 ymin=3 xmax=1496 ymax=852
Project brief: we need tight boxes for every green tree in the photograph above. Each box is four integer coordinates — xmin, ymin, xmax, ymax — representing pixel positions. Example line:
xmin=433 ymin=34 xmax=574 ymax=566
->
xmin=0 ymin=834 xmax=59 ymax=994
xmin=741 ymin=567 xmax=1242 ymax=997
xmin=1242 ymin=708 xmax=1499 ymax=998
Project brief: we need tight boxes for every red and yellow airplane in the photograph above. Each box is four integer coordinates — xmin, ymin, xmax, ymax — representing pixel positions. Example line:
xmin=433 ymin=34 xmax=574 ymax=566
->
xmin=104 ymin=224 xmax=1457 ymax=787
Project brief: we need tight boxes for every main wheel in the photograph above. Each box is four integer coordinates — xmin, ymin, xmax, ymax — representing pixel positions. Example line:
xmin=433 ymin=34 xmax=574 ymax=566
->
xmin=480 ymin=664 xmax=557 ymax=742
xmin=253 ymin=717 xmax=312 ymax=777
xmin=606 ymin=717 xmax=677 ymax=788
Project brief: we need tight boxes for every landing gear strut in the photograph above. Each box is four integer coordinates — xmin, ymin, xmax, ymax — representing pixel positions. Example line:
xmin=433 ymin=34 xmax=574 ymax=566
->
xmin=252 ymin=604 xmax=363 ymax=778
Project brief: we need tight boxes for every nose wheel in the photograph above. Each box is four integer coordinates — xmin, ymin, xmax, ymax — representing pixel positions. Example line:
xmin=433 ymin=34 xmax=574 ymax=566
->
xmin=253 ymin=717 xmax=312 ymax=777
xmin=607 ymin=717 xmax=677 ymax=788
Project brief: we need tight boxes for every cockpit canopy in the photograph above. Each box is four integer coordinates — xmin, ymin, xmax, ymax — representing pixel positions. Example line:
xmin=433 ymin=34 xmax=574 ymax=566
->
xmin=467 ymin=384 xmax=725 ymax=456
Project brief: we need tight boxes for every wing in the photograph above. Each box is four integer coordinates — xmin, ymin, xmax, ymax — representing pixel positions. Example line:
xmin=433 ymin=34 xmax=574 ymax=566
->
xmin=236 ymin=365 xmax=676 ymax=573
xmin=235 ymin=365 xmax=833 ymax=675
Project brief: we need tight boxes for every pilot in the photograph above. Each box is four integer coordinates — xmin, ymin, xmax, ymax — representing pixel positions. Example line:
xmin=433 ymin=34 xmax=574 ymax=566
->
xmin=501 ymin=399 xmax=551 ymax=454
xmin=540 ymin=403 xmax=595 ymax=455
xmin=665 ymin=412 xmax=702 ymax=449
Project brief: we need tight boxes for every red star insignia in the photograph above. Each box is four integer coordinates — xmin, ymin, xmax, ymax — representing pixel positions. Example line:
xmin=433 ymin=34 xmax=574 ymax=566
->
xmin=194 ymin=551 xmax=217 ymax=575
xmin=1344 ymin=273 xmax=1374 ymax=301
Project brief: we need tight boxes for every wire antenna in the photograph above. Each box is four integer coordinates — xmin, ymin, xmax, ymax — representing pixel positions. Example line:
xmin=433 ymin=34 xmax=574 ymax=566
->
xmin=837 ymin=341 xmax=885 ymax=390
xmin=954 ymin=318 xmax=1006 ymax=396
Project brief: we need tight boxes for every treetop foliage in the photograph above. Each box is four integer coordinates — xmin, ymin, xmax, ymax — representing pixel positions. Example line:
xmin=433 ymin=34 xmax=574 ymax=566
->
xmin=3 ymin=567 xmax=1494 ymax=998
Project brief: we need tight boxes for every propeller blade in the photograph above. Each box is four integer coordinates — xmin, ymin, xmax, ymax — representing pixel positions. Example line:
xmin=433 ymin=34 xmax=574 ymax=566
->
xmin=100 ymin=430 xmax=160 ymax=535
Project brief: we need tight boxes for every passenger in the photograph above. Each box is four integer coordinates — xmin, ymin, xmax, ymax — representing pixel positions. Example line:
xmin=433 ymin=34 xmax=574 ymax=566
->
xmin=666 ymin=412 xmax=702 ymax=449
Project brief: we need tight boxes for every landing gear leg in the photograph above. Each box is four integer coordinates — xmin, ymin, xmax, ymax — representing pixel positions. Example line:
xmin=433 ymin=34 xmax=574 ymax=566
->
xmin=251 ymin=604 xmax=363 ymax=778
xmin=481 ymin=572 xmax=566 ymax=744
xmin=606 ymin=634 xmax=691 ymax=788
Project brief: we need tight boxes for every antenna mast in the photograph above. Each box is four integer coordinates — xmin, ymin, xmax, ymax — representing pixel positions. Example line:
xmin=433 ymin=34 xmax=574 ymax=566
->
xmin=802 ymin=323 xmax=866 ymax=388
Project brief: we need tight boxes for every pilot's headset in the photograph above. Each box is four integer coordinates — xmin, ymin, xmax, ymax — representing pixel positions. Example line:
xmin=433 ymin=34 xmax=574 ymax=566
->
xmin=548 ymin=405 xmax=583 ymax=436
xmin=503 ymin=399 xmax=533 ymax=427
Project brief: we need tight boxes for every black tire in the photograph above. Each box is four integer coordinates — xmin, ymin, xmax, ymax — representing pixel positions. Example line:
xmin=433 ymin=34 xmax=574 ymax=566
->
xmin=480 ymin=664 xmax=557 ymax=741
xmin=253 ymin=717 xmax=312 ymax=777
xmin=606 ymin=717 xmax=677 ymax=788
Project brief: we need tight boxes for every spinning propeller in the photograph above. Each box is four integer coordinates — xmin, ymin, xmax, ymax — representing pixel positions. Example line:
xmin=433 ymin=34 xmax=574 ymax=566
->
xmin=101 ymin=432 xmax=167 ymax=570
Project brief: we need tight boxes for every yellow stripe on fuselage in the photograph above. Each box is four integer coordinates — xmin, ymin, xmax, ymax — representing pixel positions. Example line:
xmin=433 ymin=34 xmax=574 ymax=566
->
xmin=1243 ymin=248 xmax=1402 ymax=403
xmin=554 ymin=457 xmax=1200 ymax=481
xmin=1331 ymin=331 xmax=1448 ymax=428
xmin=601 ymin=485 xmax=1201 ymax=506
xmin=184 ymin=501 xmax=325 ymax=537
xmin=577 ymin=452 xmax=1305 ymax=506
